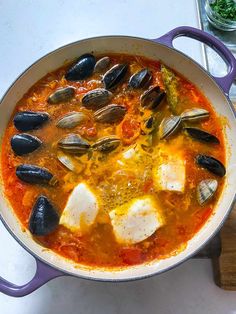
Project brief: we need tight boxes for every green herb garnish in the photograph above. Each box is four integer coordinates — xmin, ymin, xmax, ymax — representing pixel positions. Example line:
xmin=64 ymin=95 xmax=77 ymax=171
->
xmin=210 ymin=0 xmax=236 ymax=21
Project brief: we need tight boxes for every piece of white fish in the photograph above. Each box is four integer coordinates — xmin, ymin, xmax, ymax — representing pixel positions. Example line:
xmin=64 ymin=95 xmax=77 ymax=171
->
xmin=60 ymin=183 xmax=99 ymax=233
xmin=153 ymin=153 xmax=186 ymax=193
xmin=109 ymin=196 xmax=164 ymax=244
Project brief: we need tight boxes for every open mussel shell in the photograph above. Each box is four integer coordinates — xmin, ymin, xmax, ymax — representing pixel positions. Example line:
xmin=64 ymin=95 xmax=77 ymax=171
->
xmin=11 ymin=133 xmax=42 ymax=156
xmin=58 ymin=154 xmax=75 ymax=171
xmin=94 ymin=104 xmax=127 ymax=124
xmin=56 ymin=112 xmax=89 ymax=129
xmin=92 ymin=136 xmax=121 ymax=153
xmin=184 ymin=127 xmax=220 ymax=144
xmin=65 ymin=53 xmax=96 ymax=81
xmin=57 ymin=153 xmax=82 ymax=172
xmin=129 ymin=68 xmax=152 ymax=89
xmin=159 ymin=115 xmax=181 ymax=140
xmin=58 ymin=134 xmax=91 ymax=155
xmin=16 ymin=164 xmax=58 ymax=186
xmin=47 ymin=87 xmax=75 ymax=104
xmin=94 ymin=56 xmax=110 ymax=73
xmin=196 ymin=154 xmax=226 ymax=177
xmin=29 ymin=195 xmax=59 ymax=236
xmin=14 ymin=111 xmax=49 ymax=132
xmin=197 ymin=179 xmax=218 ymax=205
xmin=102 ymin=64 xmax=128 ymax=90
xmin=140 ymin=86 xmax=166 ymax=110
xmin=180 ymin=108 xmax=209 ymax=122
xmin=81 ymin=88 xmax=113 ymax=110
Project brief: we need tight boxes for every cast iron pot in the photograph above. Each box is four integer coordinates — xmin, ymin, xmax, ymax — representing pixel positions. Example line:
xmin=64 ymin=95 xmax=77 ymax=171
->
xmin=0 ymin=26 xmax=236 ymax=297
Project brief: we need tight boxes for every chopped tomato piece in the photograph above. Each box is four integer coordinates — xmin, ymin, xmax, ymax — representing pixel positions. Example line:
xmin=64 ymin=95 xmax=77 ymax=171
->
xmin=119 ymin=116 xmax=140 ymax=144
xmin=86 ymin=127 xmax=97 ymax=138
xmin=120 ymin=247 xmax=142 ymax=265
xmin=79 ymin=124 xmax=97 ymax=139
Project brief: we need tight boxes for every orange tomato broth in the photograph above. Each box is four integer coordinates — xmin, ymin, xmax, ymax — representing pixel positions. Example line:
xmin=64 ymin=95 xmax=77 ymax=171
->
xmin=1 ymin=53 xmax=225 ymax=267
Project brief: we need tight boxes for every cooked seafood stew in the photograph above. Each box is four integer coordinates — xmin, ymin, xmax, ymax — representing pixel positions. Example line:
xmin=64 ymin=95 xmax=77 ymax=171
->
xmin=1 ymin=53 xmax=226 ymax=267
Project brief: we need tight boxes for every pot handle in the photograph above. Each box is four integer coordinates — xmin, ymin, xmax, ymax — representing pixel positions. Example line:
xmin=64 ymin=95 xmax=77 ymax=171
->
xmin=153 ymin=26 xmax=236 ymax=95
xmin=0 ymin=258 xmax=64 ymax=297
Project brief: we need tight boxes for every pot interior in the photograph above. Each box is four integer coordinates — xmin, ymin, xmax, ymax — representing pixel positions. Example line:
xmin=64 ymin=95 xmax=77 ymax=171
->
xmin=1 ymin=36 xmax=236 ymax=280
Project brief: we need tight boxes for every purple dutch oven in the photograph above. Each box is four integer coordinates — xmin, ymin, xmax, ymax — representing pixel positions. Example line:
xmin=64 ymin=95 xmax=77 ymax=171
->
xmin=0 ymin=26 xmax=236 ymax=297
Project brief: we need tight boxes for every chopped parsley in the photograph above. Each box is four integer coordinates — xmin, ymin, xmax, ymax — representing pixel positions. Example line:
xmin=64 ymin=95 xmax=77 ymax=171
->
xmin=210 ymin=0 xmax=236 ymax=21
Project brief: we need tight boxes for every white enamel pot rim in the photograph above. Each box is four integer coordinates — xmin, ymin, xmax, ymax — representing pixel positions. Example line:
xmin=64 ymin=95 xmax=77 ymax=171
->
xmin=1 ymin=26 xmax=236 ymax=297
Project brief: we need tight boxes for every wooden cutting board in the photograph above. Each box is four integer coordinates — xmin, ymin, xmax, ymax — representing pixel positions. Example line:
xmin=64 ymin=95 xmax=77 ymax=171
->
xmin=194 ymin=205 xmax=236 ymax=290
xmin=195 ymin=102 xmax=236 ymax=290
xmin=213 ymin=206 xmax=236 ymax=290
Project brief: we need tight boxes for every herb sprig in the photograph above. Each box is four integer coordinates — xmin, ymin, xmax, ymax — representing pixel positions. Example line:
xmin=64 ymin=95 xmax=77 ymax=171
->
xmin=210 ymin=0 xmax=236 ymax=21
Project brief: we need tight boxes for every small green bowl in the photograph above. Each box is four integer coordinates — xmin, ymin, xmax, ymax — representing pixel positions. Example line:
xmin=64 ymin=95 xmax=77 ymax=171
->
xmin=205 ymin=0 xmax=236 ymax=31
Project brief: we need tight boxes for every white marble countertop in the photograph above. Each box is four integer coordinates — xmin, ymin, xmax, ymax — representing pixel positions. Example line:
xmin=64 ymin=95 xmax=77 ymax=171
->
xmin=0 ymin=0 xmax=236 ymax=313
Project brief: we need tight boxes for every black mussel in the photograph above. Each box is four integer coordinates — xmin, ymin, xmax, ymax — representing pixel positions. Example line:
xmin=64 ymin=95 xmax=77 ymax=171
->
xmin=14 ymin=111 xmax=49 ymax=132
xmin=196 ymin=154 xmax=226 ymax=177
xmin=146 ymin=116 xmax=154 ymax=129
xmin=129 ymin=68 xmax=152 ymax=89
xmin=29 ymin=195 xmax=59 ymax=236
xmin=65 ymin=53 xmax=96 ymax=81
xmin=141 ymin=116 xmax=155 ymax=135
xmin=81 ymin=88 xmax=113 ymax=110
xmin=16 ymin=164 xmax=58 ymax=185
xmin=11 ymin=134 xmax=42 ymax=156
xmin=94 ymin=104 xmax=127 ymax=123
xmin=94 ymin=56 xmax=110 ymax=73
xmin=102 ymin=64 xmax=128 ymax=90
xmin=58 ymin=134 xmax=91 ymax=155
xmin=92 ymin=136 xmax=121 ymax=153
xmin=184 ymin=127 xmax=220 ymax=144
xmin=47 ymin=87 xmax=75 ymax=104
xmin=140 ymin=86 xmax=166 ymax=110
